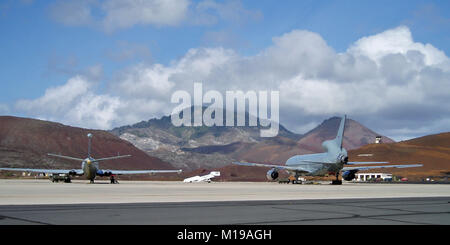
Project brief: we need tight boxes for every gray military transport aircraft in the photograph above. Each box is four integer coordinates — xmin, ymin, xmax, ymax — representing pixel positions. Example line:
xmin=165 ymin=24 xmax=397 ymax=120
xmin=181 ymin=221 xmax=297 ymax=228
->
xmin=233 ymin=115 xmax=422 ymax=185
xmin=0 ymin=133 xmax=182 ymax=184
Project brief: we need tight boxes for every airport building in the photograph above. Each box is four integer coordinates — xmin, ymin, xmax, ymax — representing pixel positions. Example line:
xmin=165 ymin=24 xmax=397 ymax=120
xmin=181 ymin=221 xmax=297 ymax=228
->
xmin=355 ymin=173 xmax=392 ymax=182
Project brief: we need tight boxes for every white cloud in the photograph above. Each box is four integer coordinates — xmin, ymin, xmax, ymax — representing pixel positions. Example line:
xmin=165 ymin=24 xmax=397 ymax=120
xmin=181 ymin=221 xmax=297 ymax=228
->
xmin=113 ymin=63 xmax=176 ymax=98
xmin=348 ymin=26 xmax=448 ymax=66
xmin=113 ymin=25 xmax=448 ymax=139
xmin=14 ymin=26 xmax=450 ymax=140
xmin=15 ymin=76 xmax=122 ymax=129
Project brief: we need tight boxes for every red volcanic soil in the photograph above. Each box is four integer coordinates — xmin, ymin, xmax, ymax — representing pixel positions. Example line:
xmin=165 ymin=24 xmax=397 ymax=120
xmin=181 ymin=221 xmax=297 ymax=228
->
xmin=0 ymin=116 xmax=175 ymax=173
xmin=349 ymin=132 xmax=450 ymax=181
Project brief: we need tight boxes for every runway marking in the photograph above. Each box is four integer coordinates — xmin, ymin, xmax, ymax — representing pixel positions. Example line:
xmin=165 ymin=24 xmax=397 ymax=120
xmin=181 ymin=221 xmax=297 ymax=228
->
xmin=0 ymin=214 xmax=53 ymax=225
xmin=227 ymin=198 xmax=450 ymax=225
xmin=364 ymin=216 xmax=437 ymax=225
xmin=232 ymin=210 xmax=450 ymax=225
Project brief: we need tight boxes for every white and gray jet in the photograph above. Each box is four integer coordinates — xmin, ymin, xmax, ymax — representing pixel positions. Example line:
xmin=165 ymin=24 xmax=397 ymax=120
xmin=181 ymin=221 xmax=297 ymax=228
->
xmin=233 ymin=115 xmax=422 ymax=184
xmin=0 ymin=133 xmax=182 ymax=183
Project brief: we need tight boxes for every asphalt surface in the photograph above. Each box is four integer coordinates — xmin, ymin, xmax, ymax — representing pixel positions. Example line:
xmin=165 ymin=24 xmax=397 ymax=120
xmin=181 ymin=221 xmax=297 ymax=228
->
xmin=0 ymin=197 xmax=449 ymax=225
xmin=1 ymin=179 xmax=449 ymax=205
xmin=1 ymin=179 xmax=449 ymax=225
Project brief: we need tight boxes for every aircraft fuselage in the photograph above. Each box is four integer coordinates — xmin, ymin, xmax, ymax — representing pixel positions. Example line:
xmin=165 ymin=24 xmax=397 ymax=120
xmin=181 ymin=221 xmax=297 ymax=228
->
xmin=82 ymin=158 xmax=99 ymax=181
xmin=285 ymin=139 xmax=348 ymax=176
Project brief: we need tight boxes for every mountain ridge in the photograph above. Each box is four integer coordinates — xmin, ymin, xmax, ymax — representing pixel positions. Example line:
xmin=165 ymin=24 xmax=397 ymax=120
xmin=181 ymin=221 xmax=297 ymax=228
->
xmin=111 ymin=111 xmax=395 ymax=170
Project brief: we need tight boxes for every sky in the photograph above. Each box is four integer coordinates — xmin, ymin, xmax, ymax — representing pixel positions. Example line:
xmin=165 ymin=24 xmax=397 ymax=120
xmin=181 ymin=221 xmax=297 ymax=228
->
xmin=1 ymin=0 xmax=450 ymax=141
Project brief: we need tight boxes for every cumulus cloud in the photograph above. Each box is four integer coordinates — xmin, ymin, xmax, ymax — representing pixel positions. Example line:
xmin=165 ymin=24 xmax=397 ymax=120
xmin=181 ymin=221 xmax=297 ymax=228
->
xmin=14 ymin=26 xmax=450 ymax=140
xmin=15 ymin=76 xmax=122 ymax=129
xmin=107 ymin=25 xmax=449 ymax=139
xmin=348 ymin=26 xmax=448 ymax=65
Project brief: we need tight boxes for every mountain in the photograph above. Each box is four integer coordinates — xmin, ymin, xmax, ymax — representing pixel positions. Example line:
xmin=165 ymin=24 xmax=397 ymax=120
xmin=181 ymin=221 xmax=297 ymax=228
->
xmin=298 ymin=117 xmax=395 ymax=152
xmin=111 ymin=108 xmax=301 ymax=149
xmin=111 ymin=110 xmax=394 ymax=171
xmin=110 ymin=106 xmax=301 ymax=170
xmin=2 ymin=115 xmax=444 ymax=182
xmin=0 ymin=116 xmax=174 ymax=175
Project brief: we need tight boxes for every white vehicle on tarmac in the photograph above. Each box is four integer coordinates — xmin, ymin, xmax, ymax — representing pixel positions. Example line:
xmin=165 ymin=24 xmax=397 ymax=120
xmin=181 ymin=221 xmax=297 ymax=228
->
xmin=183 ymin=171 xmax=220 ymax=183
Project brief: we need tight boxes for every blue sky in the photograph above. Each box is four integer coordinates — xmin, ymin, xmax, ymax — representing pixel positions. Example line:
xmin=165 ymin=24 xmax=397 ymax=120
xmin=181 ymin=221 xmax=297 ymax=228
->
xmin=1 ymin=0 xmax=449 ymax=140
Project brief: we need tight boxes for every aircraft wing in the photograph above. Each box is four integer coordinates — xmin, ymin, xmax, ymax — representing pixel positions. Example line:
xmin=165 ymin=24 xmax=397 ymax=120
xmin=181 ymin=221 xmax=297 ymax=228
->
xmin=346 ymin=161 xmax=390 ymax=165
xmin=232 ymin=162 xmax=310 ymax=172
xmin=95 ymin=155 xmax=132 ymax=161
xmin=104 ymin=169 xmax=182 ymax=175
xmin=0 ymin=168 xmax=83 ymax=175
xmin=342 ymin=164 xmax=423 ymax=171
xmin=47 ymin=153 xmax=84 ymax=161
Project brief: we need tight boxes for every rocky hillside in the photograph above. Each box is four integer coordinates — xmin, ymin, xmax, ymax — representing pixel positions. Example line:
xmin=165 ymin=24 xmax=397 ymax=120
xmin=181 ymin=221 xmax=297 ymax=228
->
xmin=111 ymin=110 xmax=394 ymax=171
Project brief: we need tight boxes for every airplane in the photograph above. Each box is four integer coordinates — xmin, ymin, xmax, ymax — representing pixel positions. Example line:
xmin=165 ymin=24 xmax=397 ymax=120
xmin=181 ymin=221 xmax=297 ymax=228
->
xmin=233 ymin=115 xmax=422 ymax=185
xmin=0 ymin=133 xmax=182 ymax=184
xmin=183 ymin=171 xmax=221 ymax=183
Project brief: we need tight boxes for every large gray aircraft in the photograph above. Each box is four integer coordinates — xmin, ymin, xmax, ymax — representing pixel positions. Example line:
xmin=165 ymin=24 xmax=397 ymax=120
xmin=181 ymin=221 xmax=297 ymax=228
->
xmin=233 ymin=115 xmax=422 ymax=184
xmin=0 ymin=133 xmax=182 ymax=184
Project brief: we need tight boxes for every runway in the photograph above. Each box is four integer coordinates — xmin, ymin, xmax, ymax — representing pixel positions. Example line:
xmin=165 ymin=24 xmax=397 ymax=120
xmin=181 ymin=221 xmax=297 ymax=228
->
xmin=0 ymin=179 xmax=449 ymax=225
xmin=0 ymin=197 xmax=449 ymax=225
xmin=1 ymin=179 xmax=449 ymax=205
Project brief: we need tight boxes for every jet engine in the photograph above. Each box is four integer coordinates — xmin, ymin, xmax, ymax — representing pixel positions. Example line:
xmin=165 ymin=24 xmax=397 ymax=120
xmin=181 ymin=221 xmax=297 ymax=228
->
xmin=342 ymin=170 xmax=358 ymax=181
xmin=266 ymin=168 xmax=279 ymax=181
xmin=336 ymin=153 xmax=348 ymax=164
xmin=96 ymin=170 xmax=112 ymax=177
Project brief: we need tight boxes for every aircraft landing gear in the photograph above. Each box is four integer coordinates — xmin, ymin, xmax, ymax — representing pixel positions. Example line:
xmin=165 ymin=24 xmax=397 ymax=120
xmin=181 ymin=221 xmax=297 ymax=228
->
xmin=331 ymin=172 xmax=342 ymax=185
xmin=64 ymin=177 xmax=72 ymax=183
xmin=331 ymin=180 xmax=342 ymax=185
xmin=294 ymin=173 xmax=302 ymax=184
xmin=110 ymin=175 xmax=119 ymax=184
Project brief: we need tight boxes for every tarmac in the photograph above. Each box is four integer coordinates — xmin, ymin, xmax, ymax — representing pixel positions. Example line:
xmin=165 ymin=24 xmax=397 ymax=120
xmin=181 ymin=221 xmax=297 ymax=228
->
xmin=0 ymin=179 xmax=449 ymax=224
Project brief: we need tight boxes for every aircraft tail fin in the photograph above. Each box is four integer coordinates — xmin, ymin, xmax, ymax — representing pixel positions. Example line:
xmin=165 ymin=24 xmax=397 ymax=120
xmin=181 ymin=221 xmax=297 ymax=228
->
xmin=87 ymin=133 xmax=93 ymax=158
xmin=334 ymin=115 xmax=346 ymax=150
